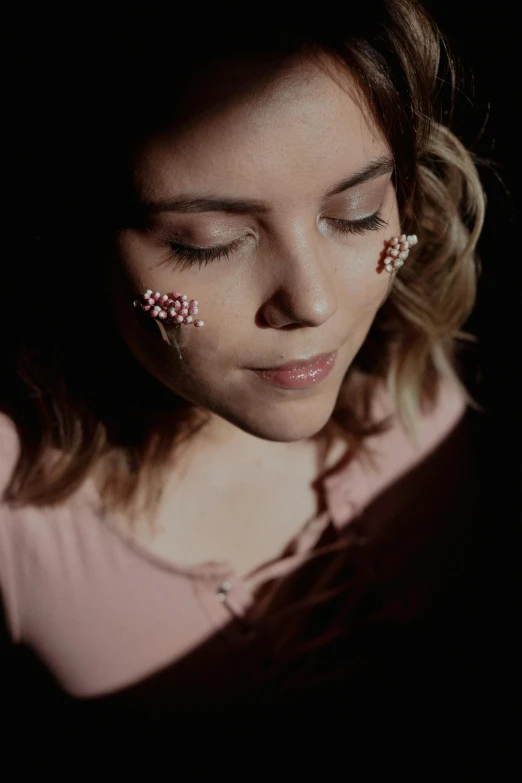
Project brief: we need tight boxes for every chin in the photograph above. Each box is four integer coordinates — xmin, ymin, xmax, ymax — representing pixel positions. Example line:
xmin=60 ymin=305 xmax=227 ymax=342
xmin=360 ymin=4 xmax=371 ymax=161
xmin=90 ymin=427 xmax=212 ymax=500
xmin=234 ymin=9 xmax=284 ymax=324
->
xmin=254 ymin=420 xmax=330 ymax=444
xmin=218 ymin=393 xmax=339 ymax=444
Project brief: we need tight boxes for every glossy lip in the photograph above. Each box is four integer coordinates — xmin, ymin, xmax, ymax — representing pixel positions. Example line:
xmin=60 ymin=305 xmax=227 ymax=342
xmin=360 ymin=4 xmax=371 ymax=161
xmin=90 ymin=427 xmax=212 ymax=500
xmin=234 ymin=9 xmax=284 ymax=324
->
xmin=251 ymin=350 xmax=338 ymax=389
xmin=252 ymin=351 xmax=337 ymax=372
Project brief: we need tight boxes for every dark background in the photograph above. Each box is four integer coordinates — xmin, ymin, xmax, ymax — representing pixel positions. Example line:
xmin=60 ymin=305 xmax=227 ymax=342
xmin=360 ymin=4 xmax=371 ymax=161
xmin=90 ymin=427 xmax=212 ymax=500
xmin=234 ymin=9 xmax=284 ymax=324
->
xmin=426 ymin=0 xmax=520 ymax=726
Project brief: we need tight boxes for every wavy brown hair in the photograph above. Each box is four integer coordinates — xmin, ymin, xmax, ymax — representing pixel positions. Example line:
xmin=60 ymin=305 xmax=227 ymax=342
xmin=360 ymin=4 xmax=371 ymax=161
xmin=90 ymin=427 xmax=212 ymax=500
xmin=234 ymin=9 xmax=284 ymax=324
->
xmin=2 ymin=0 xmax=484 ymax=522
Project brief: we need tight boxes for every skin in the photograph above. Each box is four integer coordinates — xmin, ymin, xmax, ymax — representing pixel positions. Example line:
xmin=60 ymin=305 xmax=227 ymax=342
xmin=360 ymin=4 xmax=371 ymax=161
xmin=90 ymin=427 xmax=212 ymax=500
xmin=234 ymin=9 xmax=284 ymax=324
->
xmin=109 ymin=54 xmax=401 ymax=466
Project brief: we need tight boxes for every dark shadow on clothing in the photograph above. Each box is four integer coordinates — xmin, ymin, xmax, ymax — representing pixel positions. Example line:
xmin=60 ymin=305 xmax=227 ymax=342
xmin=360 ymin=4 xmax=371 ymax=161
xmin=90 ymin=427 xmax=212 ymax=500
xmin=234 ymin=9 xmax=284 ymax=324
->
xmin=2 ymin=407 xmax=492 ymax=727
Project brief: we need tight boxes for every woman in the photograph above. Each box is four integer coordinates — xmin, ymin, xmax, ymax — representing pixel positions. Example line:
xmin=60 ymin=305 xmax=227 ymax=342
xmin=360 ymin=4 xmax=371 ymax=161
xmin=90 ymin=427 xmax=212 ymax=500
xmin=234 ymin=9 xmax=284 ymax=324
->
xmin=0 ymin=1 xmax=485 ymax=714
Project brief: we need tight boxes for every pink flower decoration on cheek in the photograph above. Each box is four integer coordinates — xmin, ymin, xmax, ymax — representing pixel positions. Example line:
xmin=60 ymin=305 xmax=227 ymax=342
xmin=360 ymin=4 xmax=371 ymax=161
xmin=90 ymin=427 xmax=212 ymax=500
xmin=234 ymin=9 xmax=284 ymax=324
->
xmin=133 ymin=289 xmax=205 ymax=328
xmin=132 ymin=289 xmax=204 ymax=362
xmin=383 ymin=234 xmax=418 ymax=273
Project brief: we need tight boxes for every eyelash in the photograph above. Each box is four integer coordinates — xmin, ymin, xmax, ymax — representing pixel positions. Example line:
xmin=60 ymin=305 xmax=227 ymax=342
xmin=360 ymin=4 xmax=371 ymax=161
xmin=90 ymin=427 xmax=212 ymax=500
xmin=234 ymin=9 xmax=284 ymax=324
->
xmin=166 ymin=211 xmax=387 ymax=268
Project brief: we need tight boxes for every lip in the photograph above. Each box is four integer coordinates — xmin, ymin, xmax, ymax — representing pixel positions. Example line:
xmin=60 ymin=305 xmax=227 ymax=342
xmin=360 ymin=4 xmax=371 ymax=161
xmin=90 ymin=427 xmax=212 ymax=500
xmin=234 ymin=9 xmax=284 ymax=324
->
xmin=253 ymin=351 xmax=337 ymax=372
xmin=252 ymin=350 xmax=338 ymax=389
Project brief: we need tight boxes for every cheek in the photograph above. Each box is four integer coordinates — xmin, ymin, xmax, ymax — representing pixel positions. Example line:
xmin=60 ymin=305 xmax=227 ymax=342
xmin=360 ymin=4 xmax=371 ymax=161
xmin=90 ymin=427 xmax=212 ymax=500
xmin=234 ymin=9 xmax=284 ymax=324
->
xmin=335 ymin=240 xmax=394 ymax=319
xmin=107 ymin=249 xmax=246 ymax=396
xmin=342 ymin=206 xmax=401 ymax=315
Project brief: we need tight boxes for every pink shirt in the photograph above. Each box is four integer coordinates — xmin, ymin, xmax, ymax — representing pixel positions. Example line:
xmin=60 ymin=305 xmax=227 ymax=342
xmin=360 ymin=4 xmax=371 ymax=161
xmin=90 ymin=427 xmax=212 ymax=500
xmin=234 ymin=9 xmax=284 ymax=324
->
xmin=0 ymin=380 xmax=470 ymax=708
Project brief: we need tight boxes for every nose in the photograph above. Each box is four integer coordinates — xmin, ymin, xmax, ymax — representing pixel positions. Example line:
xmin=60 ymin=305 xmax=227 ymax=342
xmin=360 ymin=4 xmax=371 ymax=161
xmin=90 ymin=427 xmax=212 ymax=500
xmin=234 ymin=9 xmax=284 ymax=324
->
xmin=258 ymin=222 xmax=338 ymax=329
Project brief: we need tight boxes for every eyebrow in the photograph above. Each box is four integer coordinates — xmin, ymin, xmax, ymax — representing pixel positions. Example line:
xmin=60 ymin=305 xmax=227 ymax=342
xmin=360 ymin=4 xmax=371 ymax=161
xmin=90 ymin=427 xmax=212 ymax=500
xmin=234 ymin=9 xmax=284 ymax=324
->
xmin=141 ymin=154 xmax=394 ymax=215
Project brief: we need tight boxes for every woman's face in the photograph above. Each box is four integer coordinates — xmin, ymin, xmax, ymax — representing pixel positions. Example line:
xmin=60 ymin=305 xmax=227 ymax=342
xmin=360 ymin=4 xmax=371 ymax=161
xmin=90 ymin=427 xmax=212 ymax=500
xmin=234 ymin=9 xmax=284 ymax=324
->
xmin=111 ymin=55 xmax=400 ymax=447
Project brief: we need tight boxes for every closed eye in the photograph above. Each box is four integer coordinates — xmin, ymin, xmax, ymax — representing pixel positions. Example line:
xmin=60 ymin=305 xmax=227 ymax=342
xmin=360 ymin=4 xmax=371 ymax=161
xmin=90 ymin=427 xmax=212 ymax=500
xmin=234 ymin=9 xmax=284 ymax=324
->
xmin=327 ymin=211 xmax=387 ymax=236
xmin=166 ymin=237 xmax=243 ymax=268
xmin=165 ymin=210 xmax=388 ymax=269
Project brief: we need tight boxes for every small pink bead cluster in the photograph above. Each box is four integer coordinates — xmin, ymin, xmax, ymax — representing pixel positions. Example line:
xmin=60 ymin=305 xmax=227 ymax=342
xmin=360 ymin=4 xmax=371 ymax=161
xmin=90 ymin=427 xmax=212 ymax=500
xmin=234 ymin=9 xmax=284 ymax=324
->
xmin=384 ymin=234 xmax=418 ymax=273
xmin=133 ymin=289 xmax=204 ymax=327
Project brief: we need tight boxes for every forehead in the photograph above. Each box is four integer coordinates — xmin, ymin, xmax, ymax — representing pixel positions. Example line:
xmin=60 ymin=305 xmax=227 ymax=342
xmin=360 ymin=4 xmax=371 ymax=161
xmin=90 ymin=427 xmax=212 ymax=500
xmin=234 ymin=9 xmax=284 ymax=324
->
xmin=133 ymin=55 xmax=388 ymax=200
